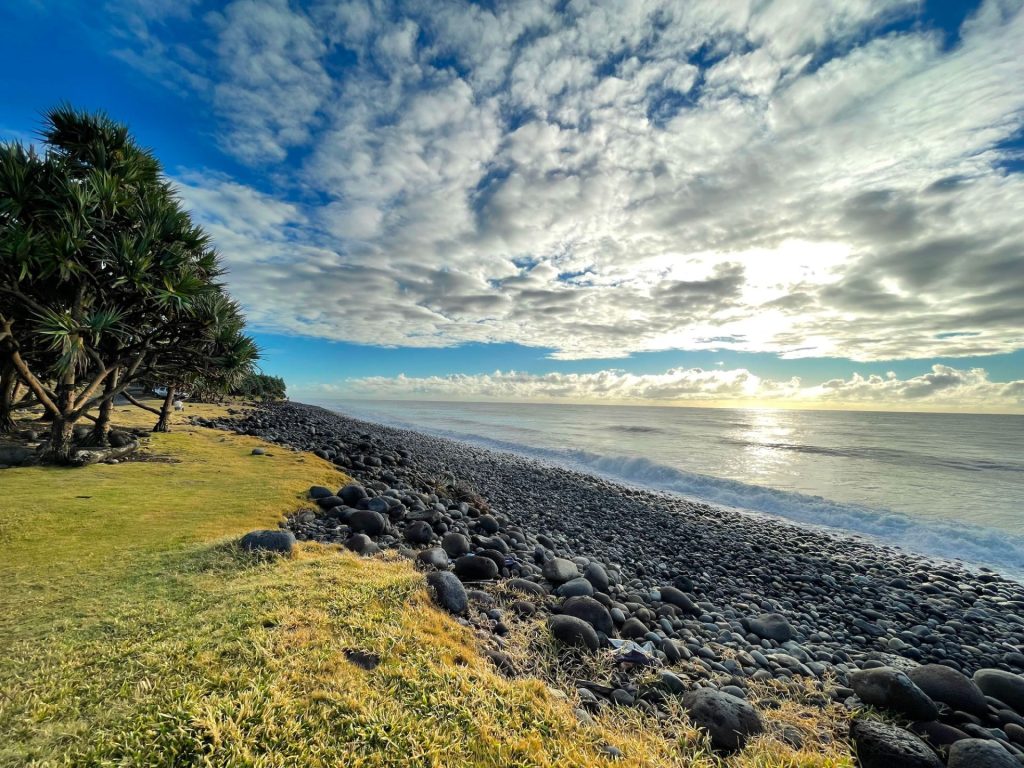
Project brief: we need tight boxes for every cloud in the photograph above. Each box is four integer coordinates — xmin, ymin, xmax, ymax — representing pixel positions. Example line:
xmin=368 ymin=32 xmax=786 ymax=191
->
xmin=98 ymin=0 xmax=1024 ymax=362
xmin=323 ymin=364 xmax=1024 ymax=411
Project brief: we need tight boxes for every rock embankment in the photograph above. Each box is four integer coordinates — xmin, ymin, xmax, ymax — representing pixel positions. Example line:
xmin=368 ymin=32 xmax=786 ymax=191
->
xmin=217 ymin=402 xmax=1024 ymax=763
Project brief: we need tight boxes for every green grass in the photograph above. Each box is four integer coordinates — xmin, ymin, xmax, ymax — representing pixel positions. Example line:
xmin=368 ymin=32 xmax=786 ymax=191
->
xmin=0 ymin=405 xmax=854 ymax=767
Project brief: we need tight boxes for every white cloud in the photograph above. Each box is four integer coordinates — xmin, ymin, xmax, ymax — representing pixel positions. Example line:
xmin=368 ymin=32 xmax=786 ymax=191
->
xmin=324 ymin=364 xmax=1024 ymax=412
xmin=100 ymin=0 xmax=1024 ymax=364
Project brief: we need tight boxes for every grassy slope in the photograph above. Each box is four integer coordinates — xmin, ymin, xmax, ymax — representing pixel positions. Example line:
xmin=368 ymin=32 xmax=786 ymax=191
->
xmin=0 ymin=403 xmax=853 ymax=767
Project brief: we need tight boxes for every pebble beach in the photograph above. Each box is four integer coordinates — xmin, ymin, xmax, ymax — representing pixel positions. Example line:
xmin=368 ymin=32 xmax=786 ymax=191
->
xmin=214 ymin=401 xmax=1024 ymax=765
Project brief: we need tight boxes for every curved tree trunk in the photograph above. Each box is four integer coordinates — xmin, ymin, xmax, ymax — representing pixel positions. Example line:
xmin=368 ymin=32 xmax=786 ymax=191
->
xmin=153 ymin=386 xmax=175 ymax=432
xmin=42 ymin=385 xmax=77 ymax=464
xmin=0 ymin=357 xmax=17 ymax=434
xmin=89 ymin=369 xmax=119 ymax=446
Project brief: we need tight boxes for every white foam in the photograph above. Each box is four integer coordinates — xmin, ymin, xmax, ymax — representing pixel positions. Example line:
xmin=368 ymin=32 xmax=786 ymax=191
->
xmin=326 ymin=402 xmax=1024 ymax=580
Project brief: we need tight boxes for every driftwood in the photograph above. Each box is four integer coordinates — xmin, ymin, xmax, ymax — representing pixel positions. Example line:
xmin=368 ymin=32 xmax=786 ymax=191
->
xmin=70 ymin=440 xmax=140 ymax=467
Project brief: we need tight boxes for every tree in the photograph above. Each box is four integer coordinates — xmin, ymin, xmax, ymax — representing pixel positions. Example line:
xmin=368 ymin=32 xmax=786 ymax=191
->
xmin=231 ymin=372 xmax=286 ymax=402
xmin=0 ymin=106 xmax=236 ymax=462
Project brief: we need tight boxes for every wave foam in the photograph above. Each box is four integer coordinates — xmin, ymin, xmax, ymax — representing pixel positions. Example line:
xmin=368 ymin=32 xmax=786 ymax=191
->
xmin=326 ymin=401 xmax=1024 ymax=580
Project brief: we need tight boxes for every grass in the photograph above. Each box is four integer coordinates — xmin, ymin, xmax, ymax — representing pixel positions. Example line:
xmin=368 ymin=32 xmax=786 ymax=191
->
xmin=0 ymin=402 xmax=855 ymax=767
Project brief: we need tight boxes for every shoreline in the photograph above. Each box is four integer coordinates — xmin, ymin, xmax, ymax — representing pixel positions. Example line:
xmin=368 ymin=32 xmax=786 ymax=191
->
xmin=212 ymin=401 xmax=1024 ymax=667
xmin=200 ymin=399 xmax=1024 ymax=760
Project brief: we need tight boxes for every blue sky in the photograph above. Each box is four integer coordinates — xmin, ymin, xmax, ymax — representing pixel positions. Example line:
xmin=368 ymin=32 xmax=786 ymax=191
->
xmin=2 ymin=0 xmax=1023 ymax=411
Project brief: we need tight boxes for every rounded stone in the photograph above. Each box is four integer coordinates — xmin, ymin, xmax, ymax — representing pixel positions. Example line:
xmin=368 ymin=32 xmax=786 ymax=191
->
xmin=345 ymin=534 xmax=379 ymax=556
xmin=850 ymin=719 xmax=943 ymax=768
xmin=239 ymin=529 xmax=295 ymax=555
xmin=974 ymin=669 xmax=1024 ymax=713
xmin=908 ymin=664 xmax=989 ymax=716
xmin=349 ymin=509 xmax=387 ymax=536
xmin=660 ymin=585 xmax=698 ymax=614
xmin=441 ymin=532 xmax=471 ymax=558
xmin=560 ymin=596 xmax=615 ymax=636
xmin=556 ymin=577 xmax=595 ymax=598
xmin=850 ymin=667 xmax=939 ymax=721
xmin=542 ymin=557 xmax=580 ymax=584
xmin=426 ymin=571 xmax=468 ymax=615
xmin=548 ymin=614 xmax=600 ymax=652
xmin=309 ymin=485 xmax=333 ymax=499
xmin=339 ymin=483 xmax=369 ymax=506
xmin=505 ymin=577 xmax=547 ymax=596
xmin=682 ymin=688 xmax=763 ymax=751
xmin=746 ymin=612 xmax=794 ymax=642
xmin=478 ymin=514 xmax=499 ymax=534
xmin=404 ymin=520 xmax=433 ymax=545
xmin=453 ymin=554 xmax=499 ymax=582
xmin=947 ymin=738 xmax=1019 ymax=768
xmin=583 ymin=562 xmax=609 ymax=592
xmin=415 ymin=547 xmax=449 ymax=570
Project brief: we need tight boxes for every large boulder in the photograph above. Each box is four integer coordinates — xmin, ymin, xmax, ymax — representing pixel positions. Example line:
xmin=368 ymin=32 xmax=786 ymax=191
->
xmin=974 ymin=669 xmax=1024 ymax=713
xmin=349 ymin=509 xmax=387 ymax=536
xmin=542 ymin=557 xmax=580 ymax=584
xmin=345 ymin=534 xmax=379 ymax=556
xmin=426 ymin=571 xmax=467 ymax=615
xmin=555 ymin=577 xmax=594 ymax=598
xmin=746 ymin=612 xmax=794 ymax=642
xmin=0 ymin=445 xmax=32 ymax=466
xmin=548 ymin=614 xmax=599 ymax=652
xmin=947 ymin=738 xmax=1019 ymax=768
xmin=682 ymin=688 xmax=763 ymax=751
xmin=339 ymin=483 xmax=369 ymax=506
xmin=239 ymin=529 xmax=295 ymax=555
xmin=850 ymin=667 xmax=939 ymax=720
xmin=308 ymin=485 xmax=333 ymax=499
xmin=315 ymin=495 xmax=345 ymax=510
xmin=907 ymin=664 xmax=988 ymax=716
xmin=850 ymin=719 xmax=943 ymax=768
xmin=560 ymin=596 xmax=615 ymax=636
xmin=505 ymin=578 xmax=547 ymax=597
xmin=453 ymin=554 xmax=499 ymax=582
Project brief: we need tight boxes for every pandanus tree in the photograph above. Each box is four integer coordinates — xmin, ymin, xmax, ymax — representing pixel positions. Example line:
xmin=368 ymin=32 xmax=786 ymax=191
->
xmin=0 ymin=106 xmax=241 ymax=462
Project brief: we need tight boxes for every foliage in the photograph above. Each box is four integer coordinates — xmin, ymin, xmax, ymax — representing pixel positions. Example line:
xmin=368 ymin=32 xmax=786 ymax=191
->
xmin=231 ymin=372 xmax=287 ymax=401
xmin=0 ymin=105 xmax=257 ymax=457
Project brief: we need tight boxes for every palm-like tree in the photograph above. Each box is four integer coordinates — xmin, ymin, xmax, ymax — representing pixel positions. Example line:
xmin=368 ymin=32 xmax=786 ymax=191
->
xmin=0 ymin=106 xmax=247 ymax=462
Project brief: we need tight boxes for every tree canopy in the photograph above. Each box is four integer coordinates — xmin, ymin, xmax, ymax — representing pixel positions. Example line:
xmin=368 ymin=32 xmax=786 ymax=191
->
xmin=0 ymin=105 xmax=259 ymax=462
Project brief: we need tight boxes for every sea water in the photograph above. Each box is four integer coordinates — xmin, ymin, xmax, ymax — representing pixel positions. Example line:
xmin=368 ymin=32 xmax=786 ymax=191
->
xmin=314 ymin=399 xmax=1024 ymax=579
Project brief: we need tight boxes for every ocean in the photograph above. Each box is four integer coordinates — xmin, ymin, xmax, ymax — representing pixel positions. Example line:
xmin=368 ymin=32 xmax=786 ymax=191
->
xmin=313 ymin=399 xmax=1024 ymax=579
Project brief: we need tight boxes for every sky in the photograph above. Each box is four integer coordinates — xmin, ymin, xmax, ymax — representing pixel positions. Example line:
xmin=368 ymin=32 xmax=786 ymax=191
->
xmin=2 ymin=0 xmax=1023 ymax=412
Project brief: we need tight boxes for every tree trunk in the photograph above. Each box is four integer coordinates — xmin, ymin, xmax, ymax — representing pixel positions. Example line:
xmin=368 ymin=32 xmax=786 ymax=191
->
xmin=41 ymin=383 xmax=77 ymax=464
xmin=0 ymin=358 xmax=16 ymax=434
xmin=89 ymin=369 xmax=119 ymax=446
xmin=153 ymin=386 xmax=175 ymax=432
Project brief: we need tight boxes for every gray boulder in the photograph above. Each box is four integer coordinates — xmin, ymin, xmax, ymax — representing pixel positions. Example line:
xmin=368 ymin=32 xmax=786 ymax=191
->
xmin=947 ymin=738 xmax=1019 ymax=768
xmin=974 ymin=669 xmax=1024 ymax=713
xmin=441 ymin=532 xmax=471 ymax=558
xmin=560 ymin=596 xmax=615 ymax=636
xmin=542 ymin=557 xmax=580 ymax=584
xmin=426 ymin=571 xmax=468 ymax=615
xmin=682 ymin=688 xmax=763 ymax=751
xmin=308 ymin=485 xmax=333 ymax=499
xmin=404 ymin=520 xmax=433 ymax=545
xmin=239 ymin=529 xmax=295 ymax=555
xmin=345 ymin=534 xmax=379 ymax=556
xmin=453 ymin=554 xmax=499 ymax=582
xmin=851 ymin=667 xmax=939 ymax=720
xmin=349 ymin=509 xmax=387 ymax=536
xmin=851 ymin=719 xmax=943 ymax=768
xmin=747 ymin=612 xmax=794 ymax=642
xmin=908 ymin=664 xmax=988 ymax=715
xmin=339 ymin=483 xmax=368 ymax=506
xmin=583 ymin=562 xmax=609 ymax=592
xmin=415 ymin=547 xmax=449 ymax=570
xmin=556 ymin=577 xmax=594 ymax=598
xmin=548 ymin=615 xmax=599 ymax=652
xmin=660 ymin=585 xmax=698 ymax=614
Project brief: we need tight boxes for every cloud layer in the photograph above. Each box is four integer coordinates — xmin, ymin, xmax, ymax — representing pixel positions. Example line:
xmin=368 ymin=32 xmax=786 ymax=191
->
xmin=111 ymin=0 xmax=1024 ymax=362
xmin=327 ymin=364 xmax=1024 ymax=411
